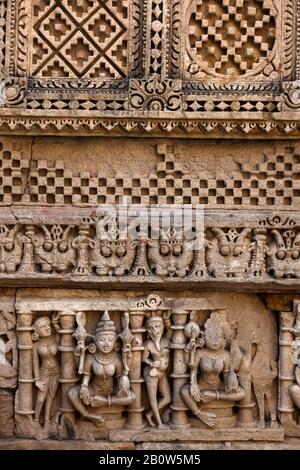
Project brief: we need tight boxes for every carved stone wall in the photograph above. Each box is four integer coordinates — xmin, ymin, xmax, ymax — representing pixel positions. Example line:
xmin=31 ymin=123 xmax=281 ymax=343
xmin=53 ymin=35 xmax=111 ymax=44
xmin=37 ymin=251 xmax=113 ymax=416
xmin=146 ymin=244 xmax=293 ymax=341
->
xmin=1 ymin=0 xmax=300 ymax=450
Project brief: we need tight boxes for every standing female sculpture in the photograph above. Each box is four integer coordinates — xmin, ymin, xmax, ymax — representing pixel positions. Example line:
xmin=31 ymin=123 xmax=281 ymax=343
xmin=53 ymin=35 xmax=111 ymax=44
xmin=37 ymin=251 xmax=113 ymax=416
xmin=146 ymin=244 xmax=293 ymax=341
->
xmin=32 ymin=314 xmax=60 ymax=425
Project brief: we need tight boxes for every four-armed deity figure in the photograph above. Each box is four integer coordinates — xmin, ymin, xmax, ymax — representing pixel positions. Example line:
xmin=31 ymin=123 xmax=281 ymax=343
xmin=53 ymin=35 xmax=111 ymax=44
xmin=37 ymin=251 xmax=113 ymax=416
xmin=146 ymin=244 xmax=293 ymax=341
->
xmin=68 ymin=311 xmax=135 ymax=427
xmin=32 ymin=314 xmax=60 ymax=425
xmin=142 ymin=312 xmax=172 ymax=428
xmin=181 ymin=312 xmax=245 ymax=427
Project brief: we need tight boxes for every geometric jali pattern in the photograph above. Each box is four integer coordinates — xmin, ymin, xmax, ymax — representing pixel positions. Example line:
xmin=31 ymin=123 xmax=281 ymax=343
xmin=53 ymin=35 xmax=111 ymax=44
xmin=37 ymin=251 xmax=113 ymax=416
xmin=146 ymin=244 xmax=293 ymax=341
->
xmin=188 ymin=0 xmax=276 ymax=77
xmin=31 ymin=0 xmax=129 ymax=78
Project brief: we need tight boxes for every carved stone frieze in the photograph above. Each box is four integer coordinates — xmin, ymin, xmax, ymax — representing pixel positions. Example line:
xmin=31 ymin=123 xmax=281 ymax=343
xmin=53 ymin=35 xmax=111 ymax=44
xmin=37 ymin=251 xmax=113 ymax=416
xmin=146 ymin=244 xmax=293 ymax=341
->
xmin=0 ymin=0 xmax=300 ymax=452
xmin=10 ymin=289 xmax=282 ymax=441
xmin=0 ymin=0 xmax=300 ymax=136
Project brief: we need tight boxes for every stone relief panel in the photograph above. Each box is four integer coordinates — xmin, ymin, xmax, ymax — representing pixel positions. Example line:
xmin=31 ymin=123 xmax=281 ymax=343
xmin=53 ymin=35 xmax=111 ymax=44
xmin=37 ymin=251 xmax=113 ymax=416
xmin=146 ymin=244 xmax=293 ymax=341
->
xmin=0 ymin=138 xmax=300 ymax=209
xmin=2 ymin=0 xmax=300 ymax=134
xmin=30 ymin=0 xmax=130 ymax=79
xmin=183 ymin=0 xmax=279 ymax=81
xmin=12 ymin=290 xmax=281 ymax=441
xmin=3 ymin=206 xmax=300 ymax=286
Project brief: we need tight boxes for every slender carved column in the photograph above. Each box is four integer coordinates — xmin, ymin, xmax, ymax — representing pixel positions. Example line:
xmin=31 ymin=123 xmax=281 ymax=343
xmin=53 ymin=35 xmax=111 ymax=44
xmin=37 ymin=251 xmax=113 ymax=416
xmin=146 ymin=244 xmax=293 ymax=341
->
xmin=126 ymin=310 xmax=145 ymax=429
xmin=279 ymin=310 xmax=295 ymax=422
xmin=171 ymin=308 xmax=190 ymax=428
xmin=251 ymin=228 xmax=267 ymax=277
xmin=16 ymin=310 xmax=34 ymax=417
xmin=59 ymin=311 xmax=77 ymax=424
xmin=237 ymin=356 xmax=256 ymax=427
xmin=144 ymin=0 xmax=170 ymax=78
xmin=132 ymin=239 xmax=151 ymax=276
xmin=18 ymin=225 xmax=35 ymax=274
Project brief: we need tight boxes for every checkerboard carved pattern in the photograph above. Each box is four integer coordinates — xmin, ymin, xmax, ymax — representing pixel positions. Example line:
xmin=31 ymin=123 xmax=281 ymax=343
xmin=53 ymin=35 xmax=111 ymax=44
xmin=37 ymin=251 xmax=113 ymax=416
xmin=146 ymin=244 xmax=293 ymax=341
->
xmin=186 ymin=0 xmax=278 ymax=79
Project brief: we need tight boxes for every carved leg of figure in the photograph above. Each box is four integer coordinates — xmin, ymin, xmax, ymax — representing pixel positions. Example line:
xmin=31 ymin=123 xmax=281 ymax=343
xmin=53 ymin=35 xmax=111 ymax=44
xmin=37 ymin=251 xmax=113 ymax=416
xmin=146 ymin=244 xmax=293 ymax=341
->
xmin=144 ymin=375 xmax=163 ymax=428
xmin=265 ymin=388 xmax=278 ymax=429
xmin=289 ymin=384 xmax=300 ymax=409
xmin=157 ymin=374 xmax=171 ymax=427
xmin=212 ymin=388 xmax=246 ymax=402
xmin=110 ymin=391 xmax=136 ymax=407
xmin=89 ymin=395 xmax=108 ymax=407
xmin=109 ymin=391 xmax=135 ymax=406
xmin=180 ymin=384 xmax=217 ymax=428
xmin=253 ymin=386 xmax=265 ymax=428
xmin=34 ymin=390 xmax=47 ymax=423
xmin=44 ymin=396 xmax=53 ymax=424
xmin=68 ymin=386 xmax=105 ymax=428
xmin=45 ymin=377 xmax=59 ymax=424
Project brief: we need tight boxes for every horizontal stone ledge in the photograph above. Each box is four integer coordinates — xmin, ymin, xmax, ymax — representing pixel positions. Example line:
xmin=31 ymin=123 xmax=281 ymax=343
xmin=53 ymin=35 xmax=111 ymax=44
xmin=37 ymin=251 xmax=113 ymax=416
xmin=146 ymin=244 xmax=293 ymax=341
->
xmin=1 ymin=114 xmax=300 ymax=139
xmin=4 ymin=206 xmax=300 ymax=226
xmin=1 ymin=275 xmax=300 ymax=293
xmin=109 ymin=427 xmax=284 ymax=442
xmin=0 ymin=439 xmax=135 ymax=450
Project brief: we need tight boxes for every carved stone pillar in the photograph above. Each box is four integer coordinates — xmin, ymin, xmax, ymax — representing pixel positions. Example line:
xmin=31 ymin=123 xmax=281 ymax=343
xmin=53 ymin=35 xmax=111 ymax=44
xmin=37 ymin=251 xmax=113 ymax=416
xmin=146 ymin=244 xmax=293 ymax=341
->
xmin=236 ymin=357 xmax=256 ymax=427
xmin=279 ymin=310 xmax=295 ymax=423
xmin=58 ymin=311 xmax=77 ymax=424
xmin=126 ymin=310 xmax=145 ymax=429
xmin=16 ymin=310 xmax=34 ymax=417
xmin=251 ymin=228 xmax=267 ymax=277
xmin=19 ymin=225 xmax=35 ymax=275
xmin=171 ymin=308 xmax=189 ymax=428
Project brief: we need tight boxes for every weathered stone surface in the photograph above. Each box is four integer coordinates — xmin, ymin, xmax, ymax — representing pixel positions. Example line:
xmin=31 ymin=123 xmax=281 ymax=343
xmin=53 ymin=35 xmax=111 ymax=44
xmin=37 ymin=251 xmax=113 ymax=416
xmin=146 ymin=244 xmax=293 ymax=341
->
xmin=0 ymin=390 xmax=14 ymax=437
xmin=1 ymin=0 xmax=300 ymax=451
xmin=0 ymin=439 xmax=134 ymax=450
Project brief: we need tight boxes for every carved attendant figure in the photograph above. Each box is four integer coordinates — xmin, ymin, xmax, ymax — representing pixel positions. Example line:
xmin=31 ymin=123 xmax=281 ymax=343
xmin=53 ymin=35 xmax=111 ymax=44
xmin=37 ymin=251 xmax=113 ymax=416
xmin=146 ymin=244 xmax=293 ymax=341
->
xmin=68 ymin=311 xmax=135 ymax=427
xmin=289 ymin=307 xmax=300 ymax=412
xmin=251 ymin=326 xmax=278 ymax=429
xmin=142 ymin=313 xmax=172 ymax=428
xmin=181 ymin=312 xmax=245 ymax=427
xmin=32 ymin=314 xmax=60 ymax=425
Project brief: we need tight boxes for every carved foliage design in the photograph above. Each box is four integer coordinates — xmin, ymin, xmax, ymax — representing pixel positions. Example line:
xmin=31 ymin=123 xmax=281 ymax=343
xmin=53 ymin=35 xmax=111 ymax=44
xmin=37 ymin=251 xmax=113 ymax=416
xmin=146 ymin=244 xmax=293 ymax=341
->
xmin=2 ymin=212 xmax=300 ymax=282
xmin=129 ymin=78 xmax=182 ymax=111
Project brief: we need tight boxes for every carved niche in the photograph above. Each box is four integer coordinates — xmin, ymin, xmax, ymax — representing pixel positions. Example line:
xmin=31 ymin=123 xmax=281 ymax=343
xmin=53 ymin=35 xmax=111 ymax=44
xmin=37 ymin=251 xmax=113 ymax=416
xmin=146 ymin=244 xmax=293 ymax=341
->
xmin=12 ymin=290 xmax=282 ymax=442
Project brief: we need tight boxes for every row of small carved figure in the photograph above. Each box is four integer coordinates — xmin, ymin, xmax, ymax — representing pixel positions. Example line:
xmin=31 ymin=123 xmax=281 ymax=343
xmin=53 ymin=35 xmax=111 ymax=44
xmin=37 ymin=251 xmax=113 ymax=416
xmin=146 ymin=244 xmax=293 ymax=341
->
xmin=22 ymin=310 xmax=277 ymax=432
xmin=0 ymin=220 xmax=299 ymax=279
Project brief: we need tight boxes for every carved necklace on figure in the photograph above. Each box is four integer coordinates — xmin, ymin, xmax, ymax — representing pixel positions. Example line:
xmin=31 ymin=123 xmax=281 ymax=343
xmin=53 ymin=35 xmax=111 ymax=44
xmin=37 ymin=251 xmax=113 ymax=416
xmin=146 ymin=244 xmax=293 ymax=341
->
xmin=95 ymin=351 xmax=115 ymax=364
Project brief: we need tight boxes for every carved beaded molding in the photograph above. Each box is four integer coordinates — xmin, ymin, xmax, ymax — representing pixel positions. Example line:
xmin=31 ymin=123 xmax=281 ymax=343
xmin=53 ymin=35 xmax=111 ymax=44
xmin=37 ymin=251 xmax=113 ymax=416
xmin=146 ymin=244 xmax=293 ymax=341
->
xmin=1 ymin=0 xmax=300 ymax=136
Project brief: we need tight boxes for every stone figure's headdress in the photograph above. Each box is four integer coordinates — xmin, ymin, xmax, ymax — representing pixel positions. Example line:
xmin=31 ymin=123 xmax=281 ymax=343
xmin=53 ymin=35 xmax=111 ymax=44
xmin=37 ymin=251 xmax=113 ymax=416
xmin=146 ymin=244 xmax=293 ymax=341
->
xmin=95 ymin=311 xmax=116 ymax=336
xmin=32 ymin=315 xmax=51 ymax=341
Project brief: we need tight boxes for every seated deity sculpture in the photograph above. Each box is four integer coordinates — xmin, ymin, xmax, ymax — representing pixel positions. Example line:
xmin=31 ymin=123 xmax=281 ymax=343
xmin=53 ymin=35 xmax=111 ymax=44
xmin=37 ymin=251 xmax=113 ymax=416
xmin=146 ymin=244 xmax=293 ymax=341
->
xmin=181 ymin=312 xmax=245 ymax=427
xmin=68 ymin=311 xmax=135 ymax=427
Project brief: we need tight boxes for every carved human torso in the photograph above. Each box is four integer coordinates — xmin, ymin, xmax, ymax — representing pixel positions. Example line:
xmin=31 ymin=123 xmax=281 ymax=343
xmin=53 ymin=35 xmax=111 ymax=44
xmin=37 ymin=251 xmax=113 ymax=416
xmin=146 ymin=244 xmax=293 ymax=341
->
xmin=144 ymin=336 xmax=170 ymax=374
xmin=36 ymin=338 xmax=59 ymax=371
xmin=84 ymin=352 xmax=123 ymax=396
xmin=196 ymin=348 xmax=230 ymax=390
